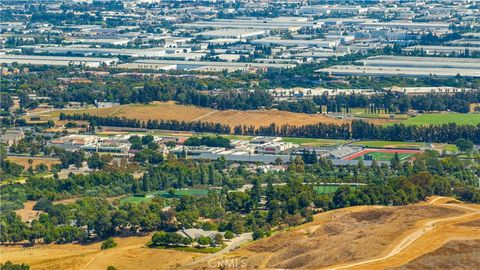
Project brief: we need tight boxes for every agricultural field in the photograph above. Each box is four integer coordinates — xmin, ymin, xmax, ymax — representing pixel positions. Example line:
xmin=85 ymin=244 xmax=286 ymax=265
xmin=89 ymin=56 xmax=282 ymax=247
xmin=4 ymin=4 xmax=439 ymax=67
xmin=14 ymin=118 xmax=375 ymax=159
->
xmin=39 ymin=102 xmax=399 ymax=128
xmin=401 ymin=113 xmax=480 ymax=126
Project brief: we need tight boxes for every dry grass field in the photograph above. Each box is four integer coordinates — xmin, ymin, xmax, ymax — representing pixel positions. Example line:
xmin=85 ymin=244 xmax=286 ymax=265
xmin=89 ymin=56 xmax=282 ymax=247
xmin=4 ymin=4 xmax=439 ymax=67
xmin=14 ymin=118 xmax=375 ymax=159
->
xmin=3 ymin=197 xmax=479 ymax=270
xmin=392 ymin=239 xmax=480 ymax=270
xmin=6 ymin=156 xmax=61 ymax=170
xmin=187 ymin=197 xmax=480 ymax=270
xmin=39 ymin=102 xmax=398 ymax=128
xmin=0 ymin=234 xmax=204 ymax=270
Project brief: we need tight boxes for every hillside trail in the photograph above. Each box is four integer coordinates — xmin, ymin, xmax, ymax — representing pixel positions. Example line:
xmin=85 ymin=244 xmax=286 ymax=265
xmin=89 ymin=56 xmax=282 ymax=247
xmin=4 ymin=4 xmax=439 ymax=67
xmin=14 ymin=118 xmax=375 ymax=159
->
xmin=180 ymin=233 xmax=253 ymax=268
xmin=322 ymin=197 xmax=480 ymax=270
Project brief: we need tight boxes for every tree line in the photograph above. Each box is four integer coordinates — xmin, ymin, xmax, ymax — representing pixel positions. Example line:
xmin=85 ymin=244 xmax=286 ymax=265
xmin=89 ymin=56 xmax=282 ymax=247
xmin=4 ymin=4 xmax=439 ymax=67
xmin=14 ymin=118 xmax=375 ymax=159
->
xmin=61 ymin=113 xmax=480 ymax=144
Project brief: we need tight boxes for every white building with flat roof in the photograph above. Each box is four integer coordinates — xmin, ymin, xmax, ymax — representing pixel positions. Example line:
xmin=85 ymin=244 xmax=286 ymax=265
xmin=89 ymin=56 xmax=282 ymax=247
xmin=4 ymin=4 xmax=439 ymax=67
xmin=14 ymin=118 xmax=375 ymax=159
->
xmin=0 ymin=55 xmax=118 ymax=67
xmin=196 ymin=29 xmax=267 ymax=39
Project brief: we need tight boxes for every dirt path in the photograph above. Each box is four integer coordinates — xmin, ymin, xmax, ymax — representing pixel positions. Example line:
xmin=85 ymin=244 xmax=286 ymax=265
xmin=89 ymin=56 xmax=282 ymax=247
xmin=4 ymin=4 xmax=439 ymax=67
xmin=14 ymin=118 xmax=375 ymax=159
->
xmin=181 ymin=233 xmax=253 ymax=268
xmin=191 ymin=110 xmax=217 ymax=121
xmin=109 ymin=105 xmax=125 ymax=117
xmin=323 ymin=199 xmax=480 ymax=270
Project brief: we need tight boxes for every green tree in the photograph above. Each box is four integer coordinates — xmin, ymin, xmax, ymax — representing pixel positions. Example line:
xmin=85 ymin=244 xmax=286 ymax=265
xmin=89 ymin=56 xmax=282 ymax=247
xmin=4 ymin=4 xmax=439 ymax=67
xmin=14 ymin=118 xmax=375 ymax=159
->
xmin=101 ymin=237 xmax=117 ymax=250
xmin=454 ymin=138 xmax=474 ymax=154
xmin=224 ymin=231 xmax=234 ymax=240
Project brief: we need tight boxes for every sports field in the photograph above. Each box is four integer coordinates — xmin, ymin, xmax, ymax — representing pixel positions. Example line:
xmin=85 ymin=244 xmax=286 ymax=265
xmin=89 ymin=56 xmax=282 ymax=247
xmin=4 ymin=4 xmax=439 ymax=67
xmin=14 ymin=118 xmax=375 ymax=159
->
xmin=350 ymin=140 xmax=426 ymax=149
xmin=282 ymin=137 xmax=347 ymax=147
xmin=343 ymin=149 xmax=421 ymax=161
xmin=353 ymin=152 xmax=414 ymax=161
xmin=401 ymin=113 xmax=480 ymax=126
xmin=314 ymin=185 xmax=339 ymax=194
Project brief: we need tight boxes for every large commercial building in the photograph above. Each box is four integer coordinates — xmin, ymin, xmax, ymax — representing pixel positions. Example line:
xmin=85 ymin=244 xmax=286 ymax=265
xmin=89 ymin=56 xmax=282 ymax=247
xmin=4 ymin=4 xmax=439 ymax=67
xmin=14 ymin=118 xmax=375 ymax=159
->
xmin=183 ymin=17 xmax=324 ymax=31
xmin=251 ymin=37 xmax=337 ymax=48
xmin=297 ymin=5 xmax=369 ymax=15
xmin=359 ymin=21 xmax=450 ymax=31
xmin=196 ymin=29 xmax=268 ymax=39
xmin=404 ymin=45 xmax=480 ymax=55
xmin=317 ymin=56 xmax=480 ymax=78
xmin=0 ymin=55 xmax=118 ymax=67
xmin=118 ymin=59 xmax=295 ymax=72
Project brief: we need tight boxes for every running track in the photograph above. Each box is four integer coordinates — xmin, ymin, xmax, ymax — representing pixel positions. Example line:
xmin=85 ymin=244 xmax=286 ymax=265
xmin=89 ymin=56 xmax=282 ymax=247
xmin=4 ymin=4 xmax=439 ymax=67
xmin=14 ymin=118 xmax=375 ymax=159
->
xmin=343 ymin=149 xmax=422 ymax=160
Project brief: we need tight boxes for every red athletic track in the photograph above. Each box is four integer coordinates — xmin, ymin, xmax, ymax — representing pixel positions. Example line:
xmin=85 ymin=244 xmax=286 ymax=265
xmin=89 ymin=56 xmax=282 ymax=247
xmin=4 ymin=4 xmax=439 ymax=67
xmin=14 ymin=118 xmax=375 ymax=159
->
xmin=343 ymin=148 xmax=422 ymax=160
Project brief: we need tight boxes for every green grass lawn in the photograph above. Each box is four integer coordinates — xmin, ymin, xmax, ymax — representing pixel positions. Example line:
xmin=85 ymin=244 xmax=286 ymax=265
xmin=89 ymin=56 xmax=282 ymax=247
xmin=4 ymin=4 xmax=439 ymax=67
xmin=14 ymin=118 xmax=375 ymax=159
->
xmin=282 ymin=137 xmax=347 ymax=146
xmin=350 ymin=108 xmax=409 ymax=119
xmin=314 ymin=185 xmax=340 ymax=194
xmin=351 ymin=140 xmax=427 ymax=149
xmin=353 ymin=152 xmax=414 ymax=161
xmin=401 ymin=113 xmax=480 ymax=126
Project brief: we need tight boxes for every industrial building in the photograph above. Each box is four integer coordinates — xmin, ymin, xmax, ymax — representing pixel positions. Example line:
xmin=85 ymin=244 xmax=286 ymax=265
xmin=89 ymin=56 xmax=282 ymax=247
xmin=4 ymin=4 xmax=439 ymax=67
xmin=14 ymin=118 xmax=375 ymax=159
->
xmin=404 ymin=45 xmax=480 ymax=55
xmin=0 ymin=55 xmax=118 ymax=67
xmin=118 ymin=59 xmax=295 ymax=72
xmin=318 ymin=56 xmax=480 ymax=78
xmin=251 ymin=37 xmax=338 ymax=48
xmin=196 ymin=29 xmax=267 ymax=39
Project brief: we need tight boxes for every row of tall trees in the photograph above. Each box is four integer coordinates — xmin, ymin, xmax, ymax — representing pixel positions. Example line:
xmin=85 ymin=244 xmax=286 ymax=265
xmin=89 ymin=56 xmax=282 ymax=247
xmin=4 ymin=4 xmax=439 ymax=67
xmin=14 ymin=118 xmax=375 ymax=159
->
xmin=61 ymin=113 xmax=480 ymax=144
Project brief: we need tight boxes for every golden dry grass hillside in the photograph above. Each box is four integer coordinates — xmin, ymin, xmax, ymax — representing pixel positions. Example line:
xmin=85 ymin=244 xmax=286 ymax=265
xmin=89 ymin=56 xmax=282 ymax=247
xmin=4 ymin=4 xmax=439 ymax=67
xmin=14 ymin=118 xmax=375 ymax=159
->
xmin=38 ymin=101 xmax=398 ymax=128
xmin=187 ymin=197 xmax=480 ymax=270
xmin=3 ymin=197 xmax=477 ymax=270
xmin=0 ymin=234 xmax=203 ymax=270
